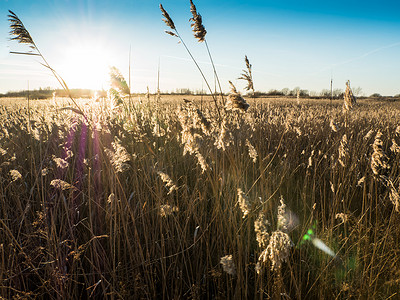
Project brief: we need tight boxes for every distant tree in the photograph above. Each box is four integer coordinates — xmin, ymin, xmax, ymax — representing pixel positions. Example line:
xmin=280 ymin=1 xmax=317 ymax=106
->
xmin=252 ymin=91 xmax=268 ymax=97
xmin=267 ymin=89 xmax=284 ymax=96
xmin=370 ymin=93 xmax=382 ymax=98
xmin=175 ymin=88 xmax=193 ymax=95
xmin=332 ymin=88 xmax=344 ymax=98
xmin=320 ymin=89 xmax=331 ymax=98
xmin=290 ymin=87 xmax=301 ymax=96
xmin=299 ymin=89 xmax=309 ymax=97
xmin=281 ymin=88 xmax=290 ymax=96
xmin=352 ymin=86 xmax=364 ymax=97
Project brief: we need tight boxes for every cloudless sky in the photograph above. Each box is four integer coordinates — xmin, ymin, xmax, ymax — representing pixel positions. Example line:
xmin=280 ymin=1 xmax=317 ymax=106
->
xmin=0 ymin=0 xmax=399 ymax=96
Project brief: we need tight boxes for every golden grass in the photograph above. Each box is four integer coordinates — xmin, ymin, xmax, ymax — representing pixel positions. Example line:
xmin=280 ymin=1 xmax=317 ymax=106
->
xmin=1 ymin=96 xmax=400 ymax=298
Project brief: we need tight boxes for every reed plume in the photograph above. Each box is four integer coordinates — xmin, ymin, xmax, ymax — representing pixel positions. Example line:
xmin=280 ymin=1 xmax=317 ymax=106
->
xmin=238 ymin=55 xmax=254 ymax=95
xmin=371 ymin=131 xmax=390 ymax=176
xmin=220 ymin=255 xmax=236 ymax=275
xmin=157 ymin=171 xmax=178 ymax=194
xmin=256 ymin=230 xmax=293 ymax=273
xmin=8 ymin=10 xmax=86 ymax=120
xmin=160 ymin=4 xmax=175 ymax=30
xmin=189 ymin=0 xmax=225 ymax=107
xmin=160 ymin=3 xmax=222 ymax=119
xmin=8 ymin=10 xmax=36 ymax=50
xmin=390 ymin=139 xmax=400 ymax=154
xmin=246 ymin=139 xmax=258 ymax=163
xmin=189 ymin=0 xmax=207 ymax=42
xmin=343 ymin=80 xmax=356 ymax=111
xmin=10 ymin=169 xmax=22 ymax=182
xmin=254 ymin=212 xmax=269 ymax=248
xmin=388 ymin=181 xmax=400 ymax=212
xmin=237 ymin=188 xmax=250 ymax=218
xmin=225 ymin=81 xmax=249 ymax=111
xmin=338 ymin=134 xmax=349 ymax=167
xmin=159 ymin=204 xmax=179 ymax=217
xmin=109 ymin=67 xmax=130 ymax=95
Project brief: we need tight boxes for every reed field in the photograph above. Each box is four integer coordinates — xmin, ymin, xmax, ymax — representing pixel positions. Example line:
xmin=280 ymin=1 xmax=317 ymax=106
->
xmin=1 ymin=94 xmax=400 ymax=299
xmin=2 ymin=4 xmax=400 ymax=300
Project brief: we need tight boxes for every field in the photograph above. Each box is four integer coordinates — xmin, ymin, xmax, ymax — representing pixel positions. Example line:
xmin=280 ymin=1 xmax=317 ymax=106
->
xmin=0 ymin=95 xmax=400 ymax=299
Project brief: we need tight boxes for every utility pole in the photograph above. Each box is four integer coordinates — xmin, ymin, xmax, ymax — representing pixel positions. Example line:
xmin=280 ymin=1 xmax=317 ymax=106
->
xmin=330 ymin=77 xmax=333 ymax=106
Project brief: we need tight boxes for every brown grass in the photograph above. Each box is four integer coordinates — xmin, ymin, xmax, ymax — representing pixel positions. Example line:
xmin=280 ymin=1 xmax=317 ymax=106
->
xmin=1 ymin=96 xmax=400 ymax=299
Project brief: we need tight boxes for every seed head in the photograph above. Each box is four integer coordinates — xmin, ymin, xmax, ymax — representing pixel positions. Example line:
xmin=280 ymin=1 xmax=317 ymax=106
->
xmin=238 ymin=56 xmax=254 ymax=92
xmin=220 ymin=255 xmax=236 ymax=275
xmin=159 ymin=204 xmax=179 ymax=217
xmin=343 ymin=80 xmax=356 ymax=111
xmin=338 ymin=134 xmax=349 ymax=167
xmin=50 ymin=179 xmax=76 ymax=191
xmin=226 ymin=81 xmax=249 ymax=112
xmin=237 ymin=188 xmax=251 ymax=218
xmin=371 ymin=131 xmax=390 ymax=176
xmin=189 ymin=0 xmax=207 ymax=42
xmin=160 ymin=4 xmax=176 ymax=30
xmin=8 ymin=10 xmax=36 ymax=49
xmin=254 ymin=212 xmax=269 ymax=248
xmin=10 ymin=169 xmax=22 ymax=182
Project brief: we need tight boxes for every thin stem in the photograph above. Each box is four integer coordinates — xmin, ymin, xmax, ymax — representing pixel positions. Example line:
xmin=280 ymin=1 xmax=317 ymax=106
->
xmin=204 ymin=39 xmax=225 ymax=106
xmin=129 ymin=45 xmax=132 ymax=111
xmin=174 ymin=28 xmax=221 ymax=120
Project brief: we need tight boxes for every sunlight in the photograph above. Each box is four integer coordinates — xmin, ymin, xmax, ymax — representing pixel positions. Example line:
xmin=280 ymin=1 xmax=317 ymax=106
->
xmin=57 ymin=38 xmax=112 ymax=91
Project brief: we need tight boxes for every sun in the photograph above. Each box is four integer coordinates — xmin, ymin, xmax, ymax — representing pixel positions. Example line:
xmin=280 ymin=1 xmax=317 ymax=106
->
xmin=56 ymin=38 xmax=113 ymax=91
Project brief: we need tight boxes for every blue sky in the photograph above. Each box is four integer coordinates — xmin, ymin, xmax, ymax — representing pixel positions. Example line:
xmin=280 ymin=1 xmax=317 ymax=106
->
xmin=0 ymin=0 xmax=399 ymax=96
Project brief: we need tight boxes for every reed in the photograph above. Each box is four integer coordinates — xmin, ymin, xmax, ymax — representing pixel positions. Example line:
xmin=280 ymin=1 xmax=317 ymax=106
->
xmin=8 ymin=10 xmax=87 ymax=121
xmin=160 ymin=4 xmax=222 ymax=120
xmin=1 ymin=97 xmax=400 ymax=298
xmin=238 ymin=55 xmax=255 ymax=96
xmin=2 ymin=5 xmax=400 ymax=300
xmin=189 ymin=0 xmax=225 ymax=105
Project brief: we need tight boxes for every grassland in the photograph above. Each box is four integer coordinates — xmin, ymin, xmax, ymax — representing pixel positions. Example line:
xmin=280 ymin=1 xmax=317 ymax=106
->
xmin=1 ymin=95 xmax=400 ymax=299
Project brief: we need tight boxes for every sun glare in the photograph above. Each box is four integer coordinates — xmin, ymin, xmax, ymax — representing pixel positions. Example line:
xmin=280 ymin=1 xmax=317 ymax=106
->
xmin=57 ymin=38 xmax=113 ymax=91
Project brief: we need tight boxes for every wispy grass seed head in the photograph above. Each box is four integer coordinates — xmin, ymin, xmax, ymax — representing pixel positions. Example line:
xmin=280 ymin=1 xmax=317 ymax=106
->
xmin=52 ymin=155 xmax=69 ymax=169
xmin=338 ymin=134 xmax=349 ymax=167
xmin=159 ymin=204 xmax=179 ymax=217
xmin=277 ymin=197 xmax=288 ymax=232
xmin=254 ymin=212 xmax=269 ymax=248
xmin=50 ymin=179 xmax=76 ymax=191
xmin=220 ymin=255 xmax=236 ymax=275
xmin=109 ymin=66 xmax=130 ymax=95
xmin=0 ymin=147 xmax=7 ymax=156
xmin=157 ymin=171 xmax=178 ymax=194
xmin=10 ymin=169 xmax=22 ymax=182
xmin=160 ymin=4 xmax=176 ymax=30
xmin=105 ymin=139 xmax=131 ymax=173
xmin=238 ymin=55 xmax=254 ymax=93
xmin=237 ymin=188 xmax=250 ymax=218
xmin=189 ymin=0 xmax=207 ymax=42
xmin=371 ymin=131 xmax=390 ymax=176
xmin=256 ymin=230 xmax=293 ymax=273
xmin=343 ymin=80 xmax=356 ymax=111
xmin=246 ymin=139 xmax=258 ymax=163
xmin=226 ymin=81 xmax=249 ymax=112
xmin=8 ymin=10 xmax=36 ymax=50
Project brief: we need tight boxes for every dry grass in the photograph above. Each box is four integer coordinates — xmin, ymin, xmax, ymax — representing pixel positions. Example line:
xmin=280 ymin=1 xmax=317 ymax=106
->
xmin=1 ymin=95 xmax=400 ymax=299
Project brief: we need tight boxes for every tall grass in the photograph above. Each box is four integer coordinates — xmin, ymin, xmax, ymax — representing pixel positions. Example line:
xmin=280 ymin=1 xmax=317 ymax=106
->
xmin=1 ymin=97 xmax=400 ymax=298
xmin=2 ymin=6 xmax=400 ymax=300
